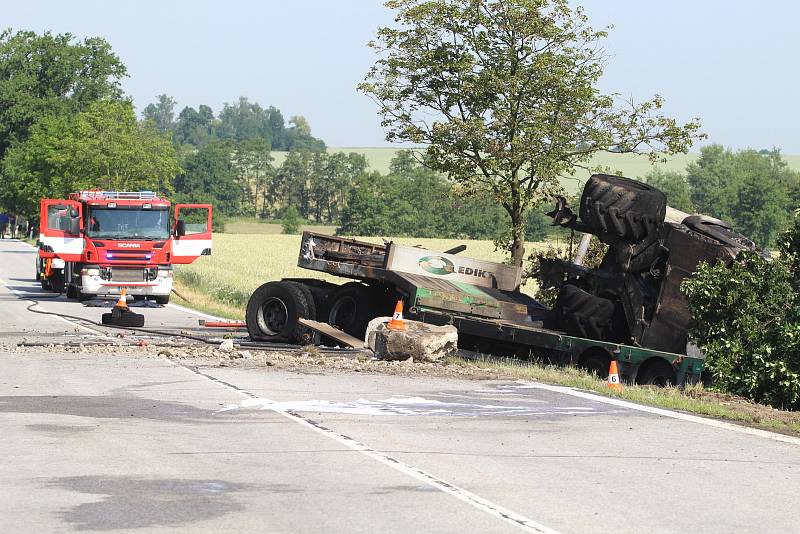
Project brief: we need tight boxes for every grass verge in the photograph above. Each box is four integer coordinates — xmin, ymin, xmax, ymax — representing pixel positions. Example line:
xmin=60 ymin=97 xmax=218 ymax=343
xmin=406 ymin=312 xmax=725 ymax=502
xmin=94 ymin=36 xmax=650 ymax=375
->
xmin=448 ymin=355 xmax=800 ymax=436
xmin=172 ymin=280 xmax=245 ymax=320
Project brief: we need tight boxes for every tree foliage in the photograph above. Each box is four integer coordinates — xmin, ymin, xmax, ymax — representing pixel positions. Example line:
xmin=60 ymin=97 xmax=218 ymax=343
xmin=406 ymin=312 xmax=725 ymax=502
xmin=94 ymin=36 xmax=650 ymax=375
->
xmin=3 ymin=100 xmax=180 ymax=214
xmin=686 ymin=145 xmax=799 ymax=246
xmin=338 ymin=151 xmax=511 ymax=239
xmin=683 ymin=215 xmax=800 ymax=408
xmin=142 ymin=94 xmax=176 ymax=133
xmin=0 ymin=29 xmax=127 ymax=162
xmin=360 ymin=0 xmax=702 ymax=266
xmin=644 ymin=169 xmax=694 ymax=213
xmin=173 ymin=142 xmax=241 ymax=216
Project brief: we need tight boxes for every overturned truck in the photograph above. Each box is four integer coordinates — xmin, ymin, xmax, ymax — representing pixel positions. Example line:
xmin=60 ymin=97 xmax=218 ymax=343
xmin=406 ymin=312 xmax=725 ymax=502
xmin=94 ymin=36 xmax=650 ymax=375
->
xmin=245 ymin=174 xmax=759 ymax=385
xmin=543 ymin=174 xmax=759 ymax=355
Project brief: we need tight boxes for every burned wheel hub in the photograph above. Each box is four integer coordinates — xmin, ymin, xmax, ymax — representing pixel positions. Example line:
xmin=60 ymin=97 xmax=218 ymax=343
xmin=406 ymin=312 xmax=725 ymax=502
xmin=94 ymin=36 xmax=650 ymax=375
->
xmin=257 ymin=297 xmax=288 ymax=336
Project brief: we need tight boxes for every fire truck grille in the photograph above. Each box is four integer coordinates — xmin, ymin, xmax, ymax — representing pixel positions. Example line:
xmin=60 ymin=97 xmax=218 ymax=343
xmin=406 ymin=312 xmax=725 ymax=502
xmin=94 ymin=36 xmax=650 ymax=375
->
xmin=111 ymin=268 xmax=145 ymax=283
xmin=108 ymin=250 xmax=150 ymax=261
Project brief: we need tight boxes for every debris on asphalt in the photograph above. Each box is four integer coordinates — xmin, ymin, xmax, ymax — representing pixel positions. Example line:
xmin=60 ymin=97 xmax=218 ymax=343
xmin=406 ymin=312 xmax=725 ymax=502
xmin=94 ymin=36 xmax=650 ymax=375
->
xmin=0 ymin=340 xmax=502 ymax=380
xmin=366 ymin=317 xmax=458 ymax=362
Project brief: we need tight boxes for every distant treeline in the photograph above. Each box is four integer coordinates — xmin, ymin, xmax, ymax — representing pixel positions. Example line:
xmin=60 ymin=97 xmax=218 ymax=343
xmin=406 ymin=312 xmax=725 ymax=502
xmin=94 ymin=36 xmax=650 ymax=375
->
xmin=144 ymin=94 xmax=326 ymax=152
xmin=177 ymin=143 xmax=554 ymax=241
xmin=645 ymin=145 xmax=800 ymax=247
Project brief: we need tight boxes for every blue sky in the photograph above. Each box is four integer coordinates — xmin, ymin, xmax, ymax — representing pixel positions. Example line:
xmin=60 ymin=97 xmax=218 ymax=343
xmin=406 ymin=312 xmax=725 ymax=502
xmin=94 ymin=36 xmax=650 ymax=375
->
xmin=4 ymin=1 xmax=798 ymax=151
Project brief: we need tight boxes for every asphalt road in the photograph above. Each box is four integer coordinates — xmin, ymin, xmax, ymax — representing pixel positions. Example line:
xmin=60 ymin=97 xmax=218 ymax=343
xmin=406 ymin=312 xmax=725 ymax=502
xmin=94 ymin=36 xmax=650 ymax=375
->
xmin=1 ymin=238 xmax=799 ymax=533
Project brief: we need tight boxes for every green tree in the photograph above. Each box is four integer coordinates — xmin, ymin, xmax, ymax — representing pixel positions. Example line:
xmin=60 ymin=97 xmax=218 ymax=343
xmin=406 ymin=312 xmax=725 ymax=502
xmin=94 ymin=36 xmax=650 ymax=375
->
xmin=644 ymin=169 xmax=694 ymax=213
xmin=267 ymin=106 xmax=286 ymax=150
xmin=234 ymin=138 xmax=273 ymax=217
xmin=360 ymin=0 xmax=702 ymax=268
xmin=142 ymin=94 xmax=177 ymax=134
xmin=274 ymin=150 xmax=315 ymax=218
xmin=281 ymin=205 xmax=301 ymax=234
xmin=3 ymin=100 xmax=180 ymax=214
xmin=686 ymin=145 xmax=798 ymax=246
xmin=173 ymin=142 xmax=241 ymax=215
xmin=174 ymin=104 xmax=216 ymax=147
xmin=217 ymin=96 xmax=272 ymax=144
xmin=0 ymin=29 xmax=127 ymax=162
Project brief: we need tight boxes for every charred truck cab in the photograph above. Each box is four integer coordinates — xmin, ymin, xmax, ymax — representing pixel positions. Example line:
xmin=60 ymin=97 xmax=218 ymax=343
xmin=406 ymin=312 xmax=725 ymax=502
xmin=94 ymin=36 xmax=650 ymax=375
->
xmin=36 ymin=191 xmax=212 ymax=304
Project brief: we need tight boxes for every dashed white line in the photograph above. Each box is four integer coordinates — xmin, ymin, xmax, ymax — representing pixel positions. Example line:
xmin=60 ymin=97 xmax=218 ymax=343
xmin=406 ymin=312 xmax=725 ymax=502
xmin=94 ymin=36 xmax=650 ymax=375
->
xmin=179 ymin=364 xmax=561 ymax=534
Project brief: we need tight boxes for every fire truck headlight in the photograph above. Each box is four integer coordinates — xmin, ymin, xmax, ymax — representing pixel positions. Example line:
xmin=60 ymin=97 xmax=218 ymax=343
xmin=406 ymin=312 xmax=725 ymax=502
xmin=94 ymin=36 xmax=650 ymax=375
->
xmin=157 ymin=269 xmax=173 ymax=278
xmin=81 ymin=268 xmax=100 ymax=276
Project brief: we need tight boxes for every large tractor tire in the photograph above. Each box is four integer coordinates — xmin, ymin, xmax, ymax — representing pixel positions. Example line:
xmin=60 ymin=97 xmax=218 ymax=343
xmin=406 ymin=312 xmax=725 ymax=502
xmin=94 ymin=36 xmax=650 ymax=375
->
xmin=326 ymin=282 xmax=382 ymax=340
xmin=682 ymin=215 xmax=758 ymax=252
xmin=553 ymin=284 xmax=616 ymax=342
xmin=245 ymin=281 xmax=315 ymax=344
xmin=580 ymin=174 xmax=667 ymax=243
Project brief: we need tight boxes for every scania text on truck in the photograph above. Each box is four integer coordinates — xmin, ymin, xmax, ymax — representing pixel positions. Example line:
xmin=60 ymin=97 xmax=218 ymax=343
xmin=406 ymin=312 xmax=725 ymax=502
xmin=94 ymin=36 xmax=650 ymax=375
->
xmin=36 ymin=191 xmax=212 ymax=304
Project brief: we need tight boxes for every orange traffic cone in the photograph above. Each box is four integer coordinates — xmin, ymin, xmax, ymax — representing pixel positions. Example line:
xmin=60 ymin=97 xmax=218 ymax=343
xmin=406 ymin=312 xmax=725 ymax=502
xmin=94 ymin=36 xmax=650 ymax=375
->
xmin=115 ymin=288 xmax=129 ymax=309
xmin=387 ymin=300 xmax=405 ymax=331
xmin=607 ymin=360 xmax=623 ymax=391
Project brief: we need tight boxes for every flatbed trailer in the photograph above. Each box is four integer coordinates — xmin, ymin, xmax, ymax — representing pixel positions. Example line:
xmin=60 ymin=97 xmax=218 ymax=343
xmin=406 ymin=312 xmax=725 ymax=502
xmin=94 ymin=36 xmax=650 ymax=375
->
xmin=246 ymin=231 xmax=704 ymax=386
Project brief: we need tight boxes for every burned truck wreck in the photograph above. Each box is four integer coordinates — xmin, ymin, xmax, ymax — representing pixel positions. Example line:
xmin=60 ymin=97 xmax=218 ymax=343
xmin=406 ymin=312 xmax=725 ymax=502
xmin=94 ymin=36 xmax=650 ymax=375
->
xmin=540 ymin=174 xmax=761 ymax=355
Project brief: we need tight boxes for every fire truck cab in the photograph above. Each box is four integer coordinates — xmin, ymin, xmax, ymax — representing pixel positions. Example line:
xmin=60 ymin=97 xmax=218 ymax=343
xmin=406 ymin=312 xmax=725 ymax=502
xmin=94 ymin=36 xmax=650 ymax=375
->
xmin=36 ymin=191 xmax=212 ymax=304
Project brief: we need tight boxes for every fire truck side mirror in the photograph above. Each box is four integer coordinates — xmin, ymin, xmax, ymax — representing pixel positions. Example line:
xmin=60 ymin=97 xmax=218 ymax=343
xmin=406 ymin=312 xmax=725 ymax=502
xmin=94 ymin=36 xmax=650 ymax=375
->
xmin=68 ymin=217 xmax=80 ymax=236
xmin=175 ymin=219 xmax=186 ymax=238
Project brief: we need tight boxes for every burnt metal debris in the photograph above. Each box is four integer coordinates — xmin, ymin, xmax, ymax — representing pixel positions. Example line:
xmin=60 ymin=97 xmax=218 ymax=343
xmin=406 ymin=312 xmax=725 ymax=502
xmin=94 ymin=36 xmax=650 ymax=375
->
xmin=540 ymin=173 xmax=761 ymax=354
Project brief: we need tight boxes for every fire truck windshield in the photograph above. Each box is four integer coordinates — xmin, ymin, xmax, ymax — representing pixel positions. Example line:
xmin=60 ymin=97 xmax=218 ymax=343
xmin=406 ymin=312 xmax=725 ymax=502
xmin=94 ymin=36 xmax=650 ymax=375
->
xmin=86 ymin=207 xmax=170 ymax=240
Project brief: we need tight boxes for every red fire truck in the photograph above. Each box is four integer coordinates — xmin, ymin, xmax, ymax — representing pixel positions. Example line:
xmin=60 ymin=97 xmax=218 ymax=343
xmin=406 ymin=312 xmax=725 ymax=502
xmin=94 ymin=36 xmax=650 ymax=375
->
xmin=36 ymin=191 xmax=212 ymax=304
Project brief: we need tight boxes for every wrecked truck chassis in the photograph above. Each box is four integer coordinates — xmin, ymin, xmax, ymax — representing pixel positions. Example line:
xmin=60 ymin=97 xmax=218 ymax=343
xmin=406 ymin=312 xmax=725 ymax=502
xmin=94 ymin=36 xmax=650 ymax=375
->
xmin=243 ymin=231 xmax=705 ymax=386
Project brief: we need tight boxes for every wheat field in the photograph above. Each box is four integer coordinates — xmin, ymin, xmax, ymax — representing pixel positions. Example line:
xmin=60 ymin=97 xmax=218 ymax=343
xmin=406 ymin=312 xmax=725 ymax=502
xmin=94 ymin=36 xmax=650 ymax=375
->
xmin=176 ymin=233 xmax=561 ymax=312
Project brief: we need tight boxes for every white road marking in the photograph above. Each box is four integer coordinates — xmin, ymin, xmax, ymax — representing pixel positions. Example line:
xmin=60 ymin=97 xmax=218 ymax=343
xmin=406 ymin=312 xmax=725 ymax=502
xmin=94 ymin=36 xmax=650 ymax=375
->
xmin=511 ymin=383 xmax=800 ymax=447
xmin=166 ymin=302 xmax=225 ymax=321
xmin=0 ymin=276 xmax=103 ymax=335
xmin=219 ymin=395 xmax=607 ymax=418
xmin=181 ymin=365 xmax=560 ymax=534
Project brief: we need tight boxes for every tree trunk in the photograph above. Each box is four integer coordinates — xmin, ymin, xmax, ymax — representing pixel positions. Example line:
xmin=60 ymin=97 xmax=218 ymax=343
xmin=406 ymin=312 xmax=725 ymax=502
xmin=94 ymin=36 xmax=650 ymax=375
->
xmin=509 ymin=174 xmax=525 ymax=269
xmin=510 ymin=210 xmax=525 ymax=269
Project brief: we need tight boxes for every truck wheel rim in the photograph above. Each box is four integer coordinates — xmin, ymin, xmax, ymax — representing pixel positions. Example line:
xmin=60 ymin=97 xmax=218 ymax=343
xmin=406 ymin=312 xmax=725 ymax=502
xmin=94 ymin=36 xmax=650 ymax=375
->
xmin=329 ymin=296 xmax=357 ymax=330
xmin=257 ymin=297 xmax=288 ymax=335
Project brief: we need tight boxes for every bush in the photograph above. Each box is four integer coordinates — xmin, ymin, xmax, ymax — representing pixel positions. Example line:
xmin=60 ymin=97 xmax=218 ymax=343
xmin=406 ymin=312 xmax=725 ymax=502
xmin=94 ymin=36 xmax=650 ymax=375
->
xmin=281 ymin=205 xmax=300 ymax=234
xmin=683 ymin=213 xmax=800 ymax=408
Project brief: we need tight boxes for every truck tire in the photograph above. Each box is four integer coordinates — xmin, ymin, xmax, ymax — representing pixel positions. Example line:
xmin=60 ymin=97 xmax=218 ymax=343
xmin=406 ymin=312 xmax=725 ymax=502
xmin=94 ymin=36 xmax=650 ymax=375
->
xmin=66 ymin=284 xmax=77 ymax=299
xmin=578 ymin=349 xmax=611 ymax=379
xmin=49 ymin=271 xmax=65 ymax=294
xmin=553 ymin=284 xmax=616 ymax=341
xmin=326 ymin=282 xmax=378 ymax=339
xmin=153 ymin=294 xmax=170 ymax=305
xmin=636 ymin=359 xmax=676 ymax=386
xmin=580 ymin=174 xmax=666 ymax=242
xmin=101 ymin=311 xmax=145 ymax=328
xmin=246 ymin=281 xmax=315 ymax=344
